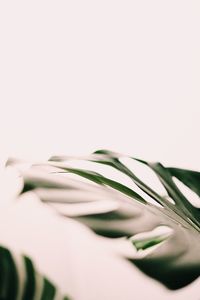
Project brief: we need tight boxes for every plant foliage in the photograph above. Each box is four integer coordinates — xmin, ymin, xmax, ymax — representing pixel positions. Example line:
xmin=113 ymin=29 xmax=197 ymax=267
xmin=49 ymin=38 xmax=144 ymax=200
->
xmin=0 ymin=245 xmax=69 ymax=300
xmin=7 ymin=150 xmax=200 ymax=291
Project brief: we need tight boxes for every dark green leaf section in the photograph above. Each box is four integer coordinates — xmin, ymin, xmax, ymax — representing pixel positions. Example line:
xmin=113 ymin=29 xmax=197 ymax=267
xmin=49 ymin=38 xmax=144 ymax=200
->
xmin=0 ymin=246 xmax=18 ymax=300
xmin=169 ymin=167 xmax=200 ymax=197
xmin=148 ymin=163 xmax=200 ymax=227
xmin=91 ymin=151 xmax=200 ymax=228
xmin=132 ymin=257 xmax=200 ymax=290
xmin=92 ymin=150 xmax=169 ymax=207
xmin=40 ymin=278 xmax=56 ymax=300
xmin=0 ymin=245 xmax=70 ymax=300
xmin=57 ymin=168 xmax=146 ymax=204
xmin=22 ymin=256 xmax=35 ymax=300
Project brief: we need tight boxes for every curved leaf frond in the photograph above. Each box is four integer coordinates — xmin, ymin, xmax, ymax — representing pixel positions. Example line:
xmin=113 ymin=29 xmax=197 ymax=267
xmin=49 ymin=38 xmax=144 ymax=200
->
xmin=8 ymin=150 xmax=200 ymax=290
xmin=0 ymin=246 xmax=70 ymax=300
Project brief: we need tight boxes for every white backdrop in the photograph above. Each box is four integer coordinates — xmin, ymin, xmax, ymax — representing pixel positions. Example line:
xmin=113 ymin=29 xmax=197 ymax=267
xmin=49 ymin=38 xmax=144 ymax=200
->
xmin=0 ymin=1 xmax=200 ymax=299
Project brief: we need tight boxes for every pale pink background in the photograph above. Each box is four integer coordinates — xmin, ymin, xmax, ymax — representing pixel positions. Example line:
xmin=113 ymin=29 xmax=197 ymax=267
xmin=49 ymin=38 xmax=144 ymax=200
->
xmin=0 ymin=1 xmax=200 ymax=299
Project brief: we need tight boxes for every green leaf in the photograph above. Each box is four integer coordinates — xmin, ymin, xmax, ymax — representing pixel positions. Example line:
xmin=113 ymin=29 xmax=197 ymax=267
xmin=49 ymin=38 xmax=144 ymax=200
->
xmin=22 ymin=256 xmax=35 ymax=300
xmin=9 ymin=150 xmax=200 ymax=290
xmin=168 ymin=167 xmax=200 ymax=197
xmin=0 ymin=245 xmax=70 ymax=300
xmin=0 ymin=246 xmax=18 ymax=300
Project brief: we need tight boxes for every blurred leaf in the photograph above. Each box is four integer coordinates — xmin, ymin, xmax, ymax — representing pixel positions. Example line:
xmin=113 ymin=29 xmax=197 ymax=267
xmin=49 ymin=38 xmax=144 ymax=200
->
xmin=0 ymin=246 xmax=70 ymax=300
xmin=9 ymin=150 xmax=200 ymax=290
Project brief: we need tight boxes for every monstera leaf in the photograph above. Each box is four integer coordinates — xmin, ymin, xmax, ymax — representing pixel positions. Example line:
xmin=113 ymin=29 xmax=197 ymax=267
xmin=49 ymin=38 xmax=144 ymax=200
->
xmin=0 ymin=245 xmax=69 ymax=300
xmin=8 ymin=150 xmax=200 ymax=291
